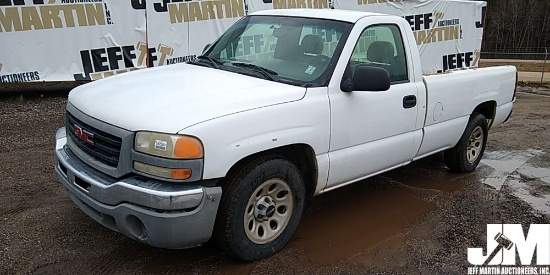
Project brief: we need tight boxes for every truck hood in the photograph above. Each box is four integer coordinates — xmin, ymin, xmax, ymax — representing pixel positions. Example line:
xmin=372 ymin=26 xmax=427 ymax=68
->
xmin=69 ymin=64 xmax=306 ymax=133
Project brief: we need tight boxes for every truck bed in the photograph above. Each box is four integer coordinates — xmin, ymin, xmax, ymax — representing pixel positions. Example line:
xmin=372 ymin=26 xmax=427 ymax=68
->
xmin=415 ymin=66 xmax=516 ymax=159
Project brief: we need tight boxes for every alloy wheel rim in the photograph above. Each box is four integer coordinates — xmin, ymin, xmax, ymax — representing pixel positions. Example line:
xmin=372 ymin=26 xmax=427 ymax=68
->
xmin=244 ymin=178 xmax=294 ymax=244
xmin=467 ymin=126 xmax=484 ymax=163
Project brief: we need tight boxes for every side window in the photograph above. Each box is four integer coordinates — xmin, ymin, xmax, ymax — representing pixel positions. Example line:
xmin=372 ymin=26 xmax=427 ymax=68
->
xmin=349 ymin=24 xmax=408 ymax=84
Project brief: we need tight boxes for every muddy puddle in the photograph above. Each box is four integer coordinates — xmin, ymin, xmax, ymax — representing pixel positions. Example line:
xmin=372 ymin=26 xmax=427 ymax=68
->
xmin=481 ymin=149 xmax=550 ymax=215
xmin=287 ymin=179 xmax=437 ymax=265
xmin=139 ymin=163 xmax=465 ymax=272
xmin=506 ymin=175 xmax=550 ymax=214
xmin=288 ymin=169 xmax=463 ymax=266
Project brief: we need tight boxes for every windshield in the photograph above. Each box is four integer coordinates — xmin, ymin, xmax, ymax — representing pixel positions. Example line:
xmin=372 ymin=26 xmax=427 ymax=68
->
xmin=199 ymin=15 xmax=352 ymax=87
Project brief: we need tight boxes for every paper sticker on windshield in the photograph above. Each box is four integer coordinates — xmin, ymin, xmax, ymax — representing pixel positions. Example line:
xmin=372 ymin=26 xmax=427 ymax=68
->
xmin=305 ymin=66 xmax=316 ymax=75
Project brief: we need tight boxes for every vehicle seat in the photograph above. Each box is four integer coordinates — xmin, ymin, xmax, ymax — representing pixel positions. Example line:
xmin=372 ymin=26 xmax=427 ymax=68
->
xmin=297 ymin=34 xmax=326 ymax=67
xmin=367 ymin=41 xmax=395 ymax=81
xmin=367 ymin=41 xmax=395 ymax=64
xmin=300 ymin=34 xmax=323 ymax=55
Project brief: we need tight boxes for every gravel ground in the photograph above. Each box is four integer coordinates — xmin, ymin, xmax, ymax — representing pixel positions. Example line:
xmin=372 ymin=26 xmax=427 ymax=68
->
xmin=0 ymin=86 xmax=549 ymax=274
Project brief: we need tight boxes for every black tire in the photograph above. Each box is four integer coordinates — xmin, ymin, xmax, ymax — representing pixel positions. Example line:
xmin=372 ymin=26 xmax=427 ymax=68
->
xmin=215 ymin=156 xmax=305 ymax=261
xmin=444 ymin=113 xmax=489 ymax=172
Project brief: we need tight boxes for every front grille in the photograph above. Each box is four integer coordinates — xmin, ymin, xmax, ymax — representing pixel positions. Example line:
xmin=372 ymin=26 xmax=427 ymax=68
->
xmin=66 ymin=112 xmax=122 ymax=167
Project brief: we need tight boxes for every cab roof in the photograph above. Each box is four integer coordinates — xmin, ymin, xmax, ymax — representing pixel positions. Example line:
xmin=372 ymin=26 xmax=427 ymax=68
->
xmin=249 ymin=9 xmax=388 ymax=23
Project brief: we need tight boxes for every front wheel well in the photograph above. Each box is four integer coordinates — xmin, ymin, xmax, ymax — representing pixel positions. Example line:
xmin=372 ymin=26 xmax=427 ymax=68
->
xmin=219 ymin=144 xmax=318 ymax=198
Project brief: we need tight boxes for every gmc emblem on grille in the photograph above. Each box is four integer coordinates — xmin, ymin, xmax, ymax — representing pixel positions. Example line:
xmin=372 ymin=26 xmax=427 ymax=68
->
xmin=73 ymin=125 xmax=94 ymax=145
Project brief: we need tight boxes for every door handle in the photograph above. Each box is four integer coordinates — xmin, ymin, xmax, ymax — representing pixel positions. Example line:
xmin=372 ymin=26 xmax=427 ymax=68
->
xmin=403 ymin=95 xmax=417 ymax=109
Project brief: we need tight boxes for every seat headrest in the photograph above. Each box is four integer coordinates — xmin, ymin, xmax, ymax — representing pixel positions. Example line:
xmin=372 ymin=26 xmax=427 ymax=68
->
xmin=367 ymin=41 xmax=395 ymax=63
xmin=300 ymin=34 xmax=323 ymax=55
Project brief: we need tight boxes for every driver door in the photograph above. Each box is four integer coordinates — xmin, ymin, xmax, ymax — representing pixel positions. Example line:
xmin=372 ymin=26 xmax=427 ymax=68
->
xmin=326 ymin=23 xmax=421 ymax=189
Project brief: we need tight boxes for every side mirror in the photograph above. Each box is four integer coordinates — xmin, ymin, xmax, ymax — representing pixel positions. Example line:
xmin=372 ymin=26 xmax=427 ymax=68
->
xmin=202 ymin=43 xmax=211 ymax=54
xmin=341 ymin=66 xmax=391 ymax=92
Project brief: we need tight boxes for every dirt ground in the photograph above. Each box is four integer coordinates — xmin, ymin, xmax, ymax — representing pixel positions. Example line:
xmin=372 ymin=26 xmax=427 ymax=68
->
xmin=0 ymin=86 xmax=549 ymax=274
xmin=479 ymin=59 xmax=549 ymax=73
xmin=480 ymin=59 xmax=550 ymax=83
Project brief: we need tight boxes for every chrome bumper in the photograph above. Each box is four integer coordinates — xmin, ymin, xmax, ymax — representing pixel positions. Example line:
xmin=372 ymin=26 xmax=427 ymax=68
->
xmin=54 ymin=127 xmax=222 ymax=249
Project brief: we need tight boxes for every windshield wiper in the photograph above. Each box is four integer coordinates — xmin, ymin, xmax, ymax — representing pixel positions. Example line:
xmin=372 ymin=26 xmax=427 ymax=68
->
xmin=193 ymin=55 xmax=223 ymax=69
xmin=231 ymin=62 xmax=278 ymax=81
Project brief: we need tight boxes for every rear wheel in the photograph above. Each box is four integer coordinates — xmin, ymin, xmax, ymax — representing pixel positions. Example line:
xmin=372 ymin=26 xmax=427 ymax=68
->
xmin=215 ymin=156 xmax=305 ymax=261
xmin=444 ymin=113 xmax=488 ymax=172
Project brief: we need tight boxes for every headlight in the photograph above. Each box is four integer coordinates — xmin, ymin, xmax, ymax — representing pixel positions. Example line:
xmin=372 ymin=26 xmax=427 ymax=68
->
xmin=134 ymin=132 xmax=203 ymax=159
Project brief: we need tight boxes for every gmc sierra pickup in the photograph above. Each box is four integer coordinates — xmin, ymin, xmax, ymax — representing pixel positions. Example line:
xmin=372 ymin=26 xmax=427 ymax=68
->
xmin=54 ymin=9 xmax=517 ymax=261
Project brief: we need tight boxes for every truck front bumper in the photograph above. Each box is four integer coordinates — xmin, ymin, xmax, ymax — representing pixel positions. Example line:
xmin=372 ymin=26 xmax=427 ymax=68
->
xmin=54 ymin=128 xmax=222 ymax=249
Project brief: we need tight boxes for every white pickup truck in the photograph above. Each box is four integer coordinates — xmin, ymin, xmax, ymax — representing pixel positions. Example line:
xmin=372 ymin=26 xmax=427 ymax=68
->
xmin=54 ymin=9 xmax=516 ymax=261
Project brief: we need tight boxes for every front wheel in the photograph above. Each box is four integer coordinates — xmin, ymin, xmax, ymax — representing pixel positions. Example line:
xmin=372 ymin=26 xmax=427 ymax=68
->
xmin=215 ymin=156 xmax=305 ymax=261
xmin=444 ymin=113 xmax=489 ymax=172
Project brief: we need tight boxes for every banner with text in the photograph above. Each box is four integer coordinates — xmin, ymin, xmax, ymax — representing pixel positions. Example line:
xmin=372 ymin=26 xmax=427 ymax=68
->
xmin=144 ymin=0 xmax=245 ymax=68
xmin=0 ymin=0 xmax=486 ymax=82
xmin=246 ymin=0 xmax=331 ymax=13
xmin=333 ymin=0 xmax=487 ymax=74
xmin=0 ymin=0 xmax=146 ymax=83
